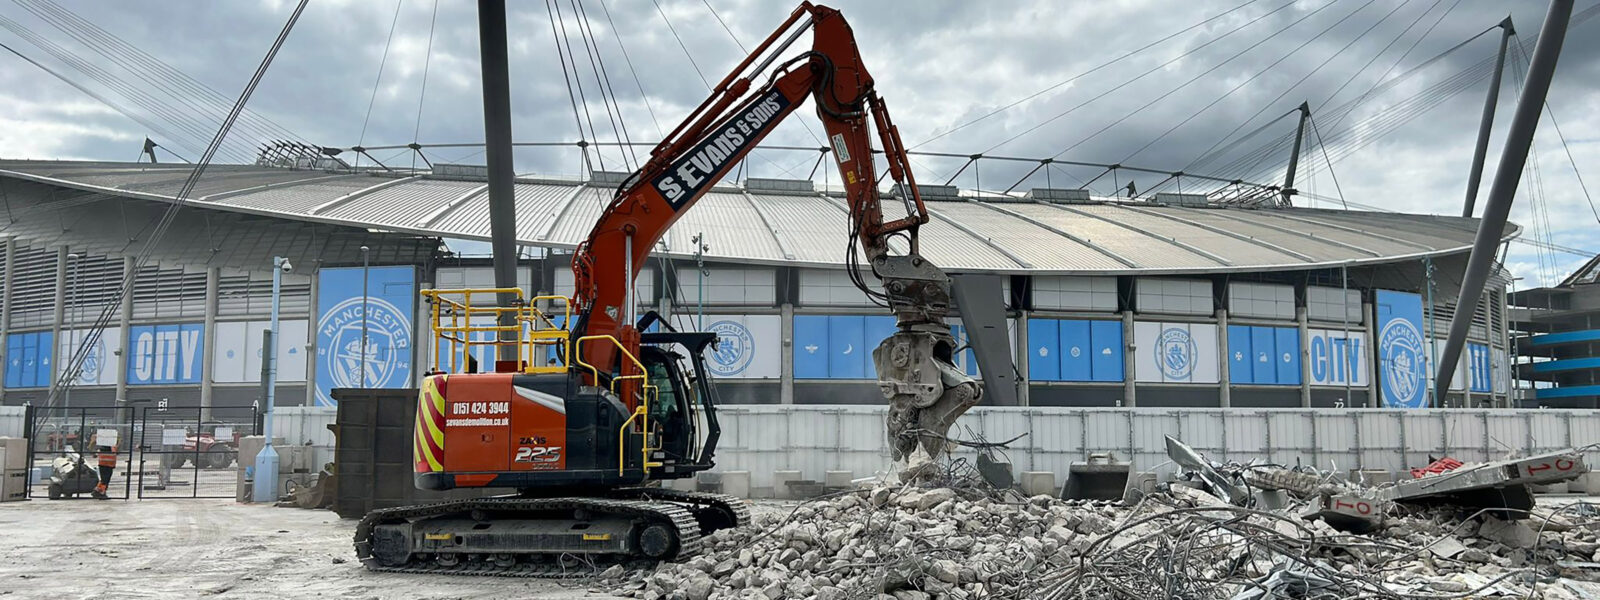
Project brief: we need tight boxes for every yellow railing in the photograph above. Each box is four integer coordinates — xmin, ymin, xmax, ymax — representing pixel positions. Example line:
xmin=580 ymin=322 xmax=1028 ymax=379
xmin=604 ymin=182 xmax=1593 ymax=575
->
xmin=422 ymin=288 xmax=573 ymax=375
xmin=574 ymin=334 xmax=661 ymax=475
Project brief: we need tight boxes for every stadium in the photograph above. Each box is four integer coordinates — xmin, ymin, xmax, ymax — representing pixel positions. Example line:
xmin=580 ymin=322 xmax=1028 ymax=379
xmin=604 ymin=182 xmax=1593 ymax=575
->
xmin=0 ymin=157 xmax=1520 ymax=416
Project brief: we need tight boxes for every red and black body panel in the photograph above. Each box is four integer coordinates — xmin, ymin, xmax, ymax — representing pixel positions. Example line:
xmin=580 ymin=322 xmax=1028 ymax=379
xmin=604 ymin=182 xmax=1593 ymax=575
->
xmin=415 ymin=331 xmax=720 ymax=492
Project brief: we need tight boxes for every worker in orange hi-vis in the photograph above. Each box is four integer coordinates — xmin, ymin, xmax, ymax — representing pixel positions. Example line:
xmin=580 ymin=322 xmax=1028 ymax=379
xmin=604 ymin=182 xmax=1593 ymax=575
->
xmin=90 ymin=432 xmax=117 ymax=500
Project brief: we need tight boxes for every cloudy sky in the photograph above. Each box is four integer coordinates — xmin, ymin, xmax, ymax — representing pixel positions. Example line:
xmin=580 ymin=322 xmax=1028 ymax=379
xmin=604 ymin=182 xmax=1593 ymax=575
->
xmin=0 ymin=0 xmax=1595 ymax=285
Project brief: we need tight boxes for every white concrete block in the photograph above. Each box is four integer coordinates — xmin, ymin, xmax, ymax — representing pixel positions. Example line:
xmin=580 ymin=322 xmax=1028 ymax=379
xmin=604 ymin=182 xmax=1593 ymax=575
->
xmin=823 ymin=470 xmax=853 ymax=489
xmin=1583 ymin=473 xmax=1600 ymax=495
xmin=0 ymin=438 xmax=26 ymax=471
xmin=722 ymin=470 xmax=751 ymax=498
xmin=774 ymin=470 xmax=802 ymax=500
xmin=1020 ymin=471 xmax=1056 ymax=497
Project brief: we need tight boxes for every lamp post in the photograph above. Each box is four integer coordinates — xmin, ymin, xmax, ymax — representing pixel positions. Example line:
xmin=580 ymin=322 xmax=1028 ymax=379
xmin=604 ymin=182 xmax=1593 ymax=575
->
xmin=360 ymin=245 xmax=370 ymax=388
xmin=65 ymin=252 xmax=79 ymax=414
xmin=692 ymin=233 xmax=709 ymax=330
xmin=252 ymin=256 xmax=291 ymax=503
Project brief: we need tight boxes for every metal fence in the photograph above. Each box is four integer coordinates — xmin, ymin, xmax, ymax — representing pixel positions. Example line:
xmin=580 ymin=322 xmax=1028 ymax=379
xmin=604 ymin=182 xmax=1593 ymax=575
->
xmin=270 ymin=405 xmax=1600 ymax=494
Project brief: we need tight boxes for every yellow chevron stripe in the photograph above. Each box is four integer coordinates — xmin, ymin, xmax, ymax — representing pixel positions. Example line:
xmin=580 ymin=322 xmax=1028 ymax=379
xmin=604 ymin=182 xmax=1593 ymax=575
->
xmin=422 ymin=377 xmax=445 ymax=448
xmin=415 ymin=381 xmax=444 ymax=472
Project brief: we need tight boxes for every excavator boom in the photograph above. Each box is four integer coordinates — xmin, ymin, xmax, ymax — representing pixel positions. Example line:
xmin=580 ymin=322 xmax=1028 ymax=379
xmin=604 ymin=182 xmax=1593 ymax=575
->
xmin=571 ymin=2 xmax=981 ymax=470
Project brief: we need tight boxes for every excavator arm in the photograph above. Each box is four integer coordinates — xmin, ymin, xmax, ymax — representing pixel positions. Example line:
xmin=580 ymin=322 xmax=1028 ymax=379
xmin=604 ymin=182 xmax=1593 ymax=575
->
xmin=571 ymin=2 xmax=980 ymax=469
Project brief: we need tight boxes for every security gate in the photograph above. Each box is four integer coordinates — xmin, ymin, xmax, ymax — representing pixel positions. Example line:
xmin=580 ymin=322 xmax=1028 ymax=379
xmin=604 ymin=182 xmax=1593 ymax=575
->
xmin=132 ymin=403 xmax=259 ymax=499
xmin=20 ymin=404 xmax=134 ymax=501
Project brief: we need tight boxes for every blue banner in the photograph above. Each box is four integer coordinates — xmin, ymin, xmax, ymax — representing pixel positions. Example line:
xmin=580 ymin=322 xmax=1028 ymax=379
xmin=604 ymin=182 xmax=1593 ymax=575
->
xmin=792 ymin=315 xmax=899 ymax=379
xmin=126 ymin=324 xmax=203 ymax=385
xmin=315 ymin=266 xmax=416 ymax=406
xmin=3 ymin=331 xmax=53 ymax=388
xmin=1026 ymin=318 xmax=1123 ymax=383
xmin=1227 ymin=325 xmax=1300 ymax=386
xmin=1468 ymin=343 xmax=1492 ymax=393
xmin=1376 ymin=290 xmax=1427 ymax=408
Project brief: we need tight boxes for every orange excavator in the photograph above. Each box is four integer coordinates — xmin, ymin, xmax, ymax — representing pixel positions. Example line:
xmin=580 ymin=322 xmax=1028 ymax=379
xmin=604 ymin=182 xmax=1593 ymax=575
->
xmin=354 ymin=2 xmax=980 ymax=573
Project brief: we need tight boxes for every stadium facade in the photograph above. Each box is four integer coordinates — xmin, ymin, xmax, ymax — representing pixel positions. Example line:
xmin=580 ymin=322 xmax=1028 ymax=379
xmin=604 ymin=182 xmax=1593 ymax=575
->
xmin=0 ymin=160 xmax=1520 ymax=417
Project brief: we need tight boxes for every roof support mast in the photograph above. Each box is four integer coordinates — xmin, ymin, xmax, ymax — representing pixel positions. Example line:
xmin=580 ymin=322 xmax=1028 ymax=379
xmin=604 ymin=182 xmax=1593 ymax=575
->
xmin=1280 ymin=102 xmax=1309 ymax=207
xmin=1437 ymin=0 xmax=1571 ymax=403
xmin=1462 ymin=17 xmax=1516 ymax=218
xmin=478 ymin=0 xmax=520 ymax=364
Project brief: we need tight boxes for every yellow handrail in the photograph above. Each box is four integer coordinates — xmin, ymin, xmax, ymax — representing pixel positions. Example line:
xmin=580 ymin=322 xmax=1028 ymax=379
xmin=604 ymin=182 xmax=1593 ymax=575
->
xmin=574 ymin=334 xmax=660 ymax=475
xmin=421 ymin=288 xmax=574 ymax=375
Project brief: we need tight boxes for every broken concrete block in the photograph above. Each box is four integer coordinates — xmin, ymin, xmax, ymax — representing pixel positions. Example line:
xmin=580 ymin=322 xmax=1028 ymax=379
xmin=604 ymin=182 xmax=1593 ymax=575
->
xmin=1254 ymin=489 xmax=1290 ymax=511
xmin=1020 ymin=472 xmax=1056 ymax=497
xmin=824 ymin=470 xmax=853 ymax=490
xmin=1531 ymin=481 xmax=1569 ymax=494
xmin=722 ymin=470 xmax=751 ymax=498
xmin=1302 ymin=493 xmax=1384 ymax=534
xmin=1382 ymin=451 xmax=1587 ymax=514
xmin=1247 ymin=468 xmax=1322 ymax=496
xmin=1479 ymin=516 xmax=1539 ymax=549
xmin=696 ymin=471 xmax=723 ymax=494
xmin=669 ymin=477 xmax=697 ymax=492
xmin=774 ymin=470 xmax=802 ymax=500
xmin=1427 ymin=536 xmax=1469 ymax=559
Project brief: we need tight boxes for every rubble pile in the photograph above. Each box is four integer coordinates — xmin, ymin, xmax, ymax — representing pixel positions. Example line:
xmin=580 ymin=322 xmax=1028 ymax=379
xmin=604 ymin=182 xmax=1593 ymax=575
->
xmin=601 ymin=483 xmax=1600 ymax=600
xmin=600 ymin=438 xmax=1600 ymax=600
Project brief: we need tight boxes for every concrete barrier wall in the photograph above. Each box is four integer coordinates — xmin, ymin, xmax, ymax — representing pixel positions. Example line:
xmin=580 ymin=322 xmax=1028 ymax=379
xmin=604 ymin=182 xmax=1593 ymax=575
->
xmin=0 ymin=406 xmax=24 ymax=438
xmin=275 ymin=405 xmax=1600 ymax=495
xmin=271 ymin=406 xmax=338 ymax=468
xmin=713 ymin=407 xmax=1600 ymax=493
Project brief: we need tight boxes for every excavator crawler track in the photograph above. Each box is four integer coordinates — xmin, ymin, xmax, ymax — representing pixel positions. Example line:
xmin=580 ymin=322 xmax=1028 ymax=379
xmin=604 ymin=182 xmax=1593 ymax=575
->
xmin=609 ymin=487 xmax=752 ymax=535
xmin=352 ymin=489 xmax=747 ymax=578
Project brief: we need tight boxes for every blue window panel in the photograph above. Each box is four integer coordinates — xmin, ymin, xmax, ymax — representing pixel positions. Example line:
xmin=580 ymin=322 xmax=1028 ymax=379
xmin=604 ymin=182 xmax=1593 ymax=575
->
xmin=1228 ymin=325 xmax=1252 ymax=385
xmin=4 ymin=334 xmax=21 ymax=388
xmin=17 ymin=334 xmax=36 ymax=388
xmin=1059 ymin=320 xmax=1091 ymax=382
xmin=1090 ymin=320 xmax=1123 ymax=382
xmin=1275 ymin=327 xmax=1301 ymax=385
xmin=793 ymin=315 xmax=831 ymax=379
xmin=34 ymin=332 xmax=53 ymax=388
xmin=1251 ymin=327 xmax=1276 ymax=384
xmin=32 ymin=332 xmax=51 ymax=388
xmin=863 ymin=316 xmax=898 ymax=377
xmin=1027 ymin=318 xmax=1060 ymax=381
xmin=827 ymin=316 xmax=866 ymax=379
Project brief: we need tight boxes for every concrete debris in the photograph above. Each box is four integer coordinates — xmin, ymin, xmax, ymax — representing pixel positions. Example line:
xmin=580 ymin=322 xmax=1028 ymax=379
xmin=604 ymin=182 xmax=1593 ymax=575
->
xmin=1165 ymin=436 xmax=1249 ymax=505
xmin=1381 ymin=450 xmax=1589 ymax=514
xmin=599 ymin=481 xmax=1600 ymax=600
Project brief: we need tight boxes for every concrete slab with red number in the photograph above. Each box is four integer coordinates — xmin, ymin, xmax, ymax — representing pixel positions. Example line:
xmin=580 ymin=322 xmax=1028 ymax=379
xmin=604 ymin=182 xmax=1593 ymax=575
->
xmin=1380 ymin=451 xmax=1588 ymax=514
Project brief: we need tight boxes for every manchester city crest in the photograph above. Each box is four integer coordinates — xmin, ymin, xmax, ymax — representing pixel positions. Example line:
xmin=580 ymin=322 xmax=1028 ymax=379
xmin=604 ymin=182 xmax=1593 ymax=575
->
xmin=75 ymin=336 xmax=105 ymax=384
xmin=1379 ymin=317 xmax=1426 ymax=408
xmin=706 ymin=320 xmax=754 ymax=376
xmin=1156 ymin=327 xmax=1196 ymax=381
xmin=317 ymin=296 xmax=412 ymax=404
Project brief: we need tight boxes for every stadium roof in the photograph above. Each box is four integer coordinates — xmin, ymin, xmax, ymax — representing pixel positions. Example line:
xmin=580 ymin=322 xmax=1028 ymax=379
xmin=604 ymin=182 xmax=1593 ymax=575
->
xmin=0 ymin=160 xmax=1513 ymax=275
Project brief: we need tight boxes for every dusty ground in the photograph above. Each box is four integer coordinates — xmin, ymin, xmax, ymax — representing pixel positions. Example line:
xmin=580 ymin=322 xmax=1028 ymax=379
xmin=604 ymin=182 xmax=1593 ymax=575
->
xmin=0 ymin=495 xmax=633 ymax=600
